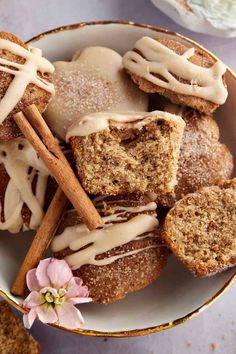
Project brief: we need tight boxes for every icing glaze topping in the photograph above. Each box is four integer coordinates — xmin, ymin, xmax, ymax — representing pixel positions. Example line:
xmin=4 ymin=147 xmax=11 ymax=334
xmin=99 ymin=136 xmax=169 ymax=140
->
xmin=122 ymin=36 xmax=227 ymax=104
xmin=0 ymin=138 xmax=49 ymax=233
xmin=0 ymin=38 xmax=54 ymax=124
xmin=66 ymin=110 xmax=185 ymax=139
xmin=51 ymin=202 xmax=159 ymax=270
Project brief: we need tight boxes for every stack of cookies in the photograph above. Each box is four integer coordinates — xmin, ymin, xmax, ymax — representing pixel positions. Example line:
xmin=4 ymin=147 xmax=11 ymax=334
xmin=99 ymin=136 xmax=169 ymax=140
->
xmin=49 ymin=36 xmax=234 ymax=302
xmin=0 ymin=31 xmax=235 ymax=304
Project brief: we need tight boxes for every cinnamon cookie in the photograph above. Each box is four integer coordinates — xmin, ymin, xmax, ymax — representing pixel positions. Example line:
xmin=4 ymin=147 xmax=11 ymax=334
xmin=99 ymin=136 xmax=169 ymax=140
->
xmin=67 ymin=110 xmax=185 ymax=196
xmin=0 ymin=31 xmax=54 ymax=141
xmin=156 ymin=106 xmax=233 ymax=207
xmin=0 ymin=138 xmax=56 ymax=233
xmin=162 ymin=179 xmax=236 ymax=277
xmin=44 ymin=46 xmax=148 ymax=140
xmin=123 ymin=37 xmax=227 ymax=114
xmin=52 ymin=195 xmax=168 ymax=303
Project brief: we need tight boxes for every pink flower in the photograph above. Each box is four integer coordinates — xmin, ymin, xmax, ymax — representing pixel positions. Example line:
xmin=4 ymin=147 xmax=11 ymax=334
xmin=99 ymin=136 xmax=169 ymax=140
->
xmin=22 ymin=258 xmax=92 ymax=330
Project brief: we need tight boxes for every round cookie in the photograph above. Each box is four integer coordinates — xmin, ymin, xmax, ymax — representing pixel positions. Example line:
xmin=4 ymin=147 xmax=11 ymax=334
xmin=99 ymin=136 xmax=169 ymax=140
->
xmin=162 ymin=179 xmax=236 ymax=277
xmin=52 ymin=195 xmax=168 ymax=304
xmin=156 ymin=106 xmax=234 ymax=207
xmin=123 ymin=37 xmax=227 ymax=114
xmin=44 ymin=46 xmax=148 ymax=140
xmin=0 ymin=32 xmax=53 ymax=141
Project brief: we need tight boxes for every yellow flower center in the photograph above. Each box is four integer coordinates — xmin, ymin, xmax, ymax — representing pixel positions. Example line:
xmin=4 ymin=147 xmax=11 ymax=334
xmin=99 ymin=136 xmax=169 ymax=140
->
xmin=40 ymin=286 xmax=67 ymax=307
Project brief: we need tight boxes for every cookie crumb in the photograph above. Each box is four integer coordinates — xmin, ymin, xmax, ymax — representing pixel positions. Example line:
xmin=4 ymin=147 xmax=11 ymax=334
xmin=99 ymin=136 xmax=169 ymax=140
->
xmin=211 ymin=342 xmax=218 ymax=351
xmin=187 ymin=342 xmax=191 ymax=347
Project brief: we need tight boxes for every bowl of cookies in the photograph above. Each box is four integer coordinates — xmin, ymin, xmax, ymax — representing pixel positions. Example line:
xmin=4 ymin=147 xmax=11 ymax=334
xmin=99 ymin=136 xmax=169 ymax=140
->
xmin=0 ymin=21 xmax=235 ymax=337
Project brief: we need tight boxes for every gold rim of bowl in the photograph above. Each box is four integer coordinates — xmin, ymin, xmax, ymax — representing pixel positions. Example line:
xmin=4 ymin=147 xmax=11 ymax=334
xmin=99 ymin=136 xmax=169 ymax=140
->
xmin=1 ymin=20 xmax=235 ymax=337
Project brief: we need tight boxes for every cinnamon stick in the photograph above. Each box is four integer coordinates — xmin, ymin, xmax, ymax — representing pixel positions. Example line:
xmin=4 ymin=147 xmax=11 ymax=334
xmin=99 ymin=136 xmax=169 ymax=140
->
xmin=14 ymin=105 xmax=103 ymax=230
xmin=11 ymin=187 xmax=68 ymax=297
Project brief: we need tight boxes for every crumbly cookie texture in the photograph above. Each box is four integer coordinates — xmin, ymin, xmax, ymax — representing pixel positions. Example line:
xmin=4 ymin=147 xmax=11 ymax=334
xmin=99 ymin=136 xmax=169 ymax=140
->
xmin=69 ymin=112 xmax=185 ymax=196
xmin=156 ymin=107 xmax=233 ymax=207
xmin=162 ymin=179 xmax=236 ymax=277
xmin=0 ymin=301 xmax=40 ymax=354
xmin=55 ymin=194 xmax=168 ymax=304
xmin=0 ymin=32 xmax=53 ymax=141
xmin=125 ymin=37 xmax=227 ymax=114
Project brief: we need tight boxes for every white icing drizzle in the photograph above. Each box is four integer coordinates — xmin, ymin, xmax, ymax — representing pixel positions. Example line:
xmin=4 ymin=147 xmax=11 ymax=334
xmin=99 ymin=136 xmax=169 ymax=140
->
xmin=3 ymin=180 xmax=23 ymax=233
xmin=122 ymin=36 xmax=227 ymax=105
xmin=0 ymin=138 xmax=49 ymax=233
xmin=51 ymin=203 xmax=159 ymax=270
xmin=66 ymin=110 xmax=184 ymax=139
xmin=135 ymin=232 xmax=157 ymax=240
xmin=106 ymin=201 xmax=157 ymax=213
xmin=0 ymin=39 xmax=54 ymax=123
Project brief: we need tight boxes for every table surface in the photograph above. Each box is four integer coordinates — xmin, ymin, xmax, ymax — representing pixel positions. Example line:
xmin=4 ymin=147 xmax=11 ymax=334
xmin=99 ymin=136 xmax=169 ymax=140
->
xmin=0 ymin=0 xmax=236 ymax=353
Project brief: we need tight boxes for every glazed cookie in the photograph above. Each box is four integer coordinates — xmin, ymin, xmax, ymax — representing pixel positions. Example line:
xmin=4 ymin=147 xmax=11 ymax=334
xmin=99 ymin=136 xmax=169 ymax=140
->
xmin=44 ymin=46 xmax=148 ymax=140
xmin=123 ymin=37 xmax=227 ymax=114
xmin=66 ymin=110 xmax=185 ymax=196
xmin=162 ymin=179 xmax=236 ymax=277
xmin=0 ymin=138 xmax=56 ymax=233
xmin=0 ymin=31 xmax=54 ymax=141
xmin=156 ymin=106 xmax=234 ymax=207
xmin=52 ymin=195 xmax=168 ymax=303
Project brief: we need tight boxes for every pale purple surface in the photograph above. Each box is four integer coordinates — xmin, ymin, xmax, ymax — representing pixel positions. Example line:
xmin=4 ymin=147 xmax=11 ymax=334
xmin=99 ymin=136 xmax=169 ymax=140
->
xmin=0 ymin=0 xmax=235 ymax=353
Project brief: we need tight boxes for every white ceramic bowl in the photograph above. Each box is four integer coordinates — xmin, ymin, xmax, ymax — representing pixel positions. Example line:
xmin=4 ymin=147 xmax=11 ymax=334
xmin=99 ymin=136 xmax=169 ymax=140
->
xmin=151 ymin=0 xmax=236 ymax=38
xmin=0 ymin=21 xmax=235 ymax=337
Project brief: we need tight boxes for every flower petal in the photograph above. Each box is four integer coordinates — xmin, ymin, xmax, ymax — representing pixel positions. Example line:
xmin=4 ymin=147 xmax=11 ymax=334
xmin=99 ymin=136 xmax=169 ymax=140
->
xmin=36 ymin=304 xmax=58 ymax=324
xmin=56 ymin=302 xmax=84 ymax=329
xmin=36 ymin=258 xmax=51 ymax=287
xmin=23 ymin=309 xmax=37 ymax=329
xmin=47 ymin=259 xmax=73 ymax=288
xmin=23 ymin=291 xmax=42 ymax=309
xmin=74 ymin=277 xmax=83 ymax=286
xmin=26 ymin=269 xmax=40 ymax=292
xmin=68 ymin=297 xmax=92 ymax=305
xmin=67 ymin=277 xmax=89 ymax=298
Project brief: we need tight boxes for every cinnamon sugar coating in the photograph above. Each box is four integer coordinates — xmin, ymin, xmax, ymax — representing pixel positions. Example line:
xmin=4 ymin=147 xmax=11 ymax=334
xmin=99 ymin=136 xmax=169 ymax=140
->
xmin=125 ymin=37 xmax=227 ymax=114
xmin=0 ymin=32 xmax=53 ymax=141
xmin=55 ymin=195 xmax=168 ymax=304
xmin=44 ymin=46 xmax=148 ymax=140
xmin=157 ymin=108 xmax=233 ymax=207
xmin=162 ymin=179 xmax=236 ymax=277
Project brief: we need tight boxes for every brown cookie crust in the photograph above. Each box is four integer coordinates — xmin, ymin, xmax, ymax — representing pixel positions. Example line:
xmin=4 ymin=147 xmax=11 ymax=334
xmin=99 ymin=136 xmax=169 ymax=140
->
xmin=125 ymin=37 xmax=227 ymax=114
xmin=0 ymin=301 xmax=40 ymax=354
xmin=0 ymin=32 xmax=53 ymax=141
xmin=156 ymin=108 xmax=233 ymax=207
xmin=55 ymin=195 xmax=168 ymax=303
